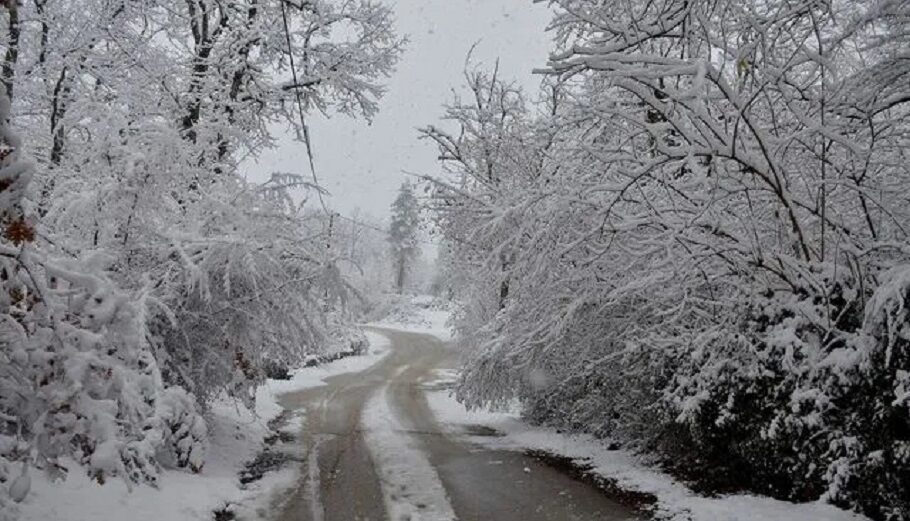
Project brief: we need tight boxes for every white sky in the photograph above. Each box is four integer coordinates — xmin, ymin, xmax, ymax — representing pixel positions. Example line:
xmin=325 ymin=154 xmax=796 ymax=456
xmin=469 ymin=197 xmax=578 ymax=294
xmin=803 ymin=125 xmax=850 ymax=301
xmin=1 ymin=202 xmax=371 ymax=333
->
xmin=247 ymin=0 xmax=554 ymax=220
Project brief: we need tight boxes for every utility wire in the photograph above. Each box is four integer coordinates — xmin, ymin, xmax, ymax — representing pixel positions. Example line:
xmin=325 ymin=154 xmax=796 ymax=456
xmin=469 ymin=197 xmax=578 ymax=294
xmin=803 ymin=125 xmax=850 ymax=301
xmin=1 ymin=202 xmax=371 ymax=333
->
xmin=279 ymin=4 xmax=437 ymax=251
xmin=280 ymin=0 xmax=329 ymax=215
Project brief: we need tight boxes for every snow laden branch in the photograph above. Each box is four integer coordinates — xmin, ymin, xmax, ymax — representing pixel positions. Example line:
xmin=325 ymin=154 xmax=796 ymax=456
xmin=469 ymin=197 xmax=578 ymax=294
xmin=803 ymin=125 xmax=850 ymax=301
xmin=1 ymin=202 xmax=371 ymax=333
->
xmin=426 ymin=1 xmax=910 ymax=519
xmin=0 ymin=82 xmax=206 ymax=517
xmin=1 ymin=0 xmax=404 ymax=511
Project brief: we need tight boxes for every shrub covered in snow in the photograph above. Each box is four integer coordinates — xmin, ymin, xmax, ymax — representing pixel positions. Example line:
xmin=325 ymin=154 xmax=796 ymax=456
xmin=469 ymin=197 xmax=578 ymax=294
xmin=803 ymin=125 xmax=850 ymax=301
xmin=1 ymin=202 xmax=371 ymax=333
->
xmin=0 ymin=85 xmax=206 ymax=513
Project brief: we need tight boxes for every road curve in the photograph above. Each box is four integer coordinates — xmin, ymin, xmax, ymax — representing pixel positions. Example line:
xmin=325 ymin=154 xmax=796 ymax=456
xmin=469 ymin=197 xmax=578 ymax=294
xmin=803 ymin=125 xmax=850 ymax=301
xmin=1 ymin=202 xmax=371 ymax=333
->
xmin=271 ymin=327 xmax=641 ymax=521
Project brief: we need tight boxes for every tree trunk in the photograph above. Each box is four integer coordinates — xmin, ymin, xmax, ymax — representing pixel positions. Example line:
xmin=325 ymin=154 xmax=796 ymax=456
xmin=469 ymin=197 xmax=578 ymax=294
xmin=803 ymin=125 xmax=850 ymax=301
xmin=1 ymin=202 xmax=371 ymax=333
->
xmin=396 ymin=256 xmax=406 ymax=294
xmin=2 ymin=0 xmax=20 ymax=100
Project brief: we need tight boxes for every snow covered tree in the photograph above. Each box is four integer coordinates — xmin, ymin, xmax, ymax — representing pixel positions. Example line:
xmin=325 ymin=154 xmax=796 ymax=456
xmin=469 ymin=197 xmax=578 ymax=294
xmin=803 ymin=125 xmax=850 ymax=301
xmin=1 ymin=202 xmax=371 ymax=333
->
xmin=0 ymin=0 xmax=404 ymax=508
xmin=331 ymin=209 xmax=396 ymax=315
xmin=425 ymin=1 xmax=910 ymax=518
xmin=0 ymin=78 xmax=206 ymax=518
xmin=388 ymin=183 xmax=421 ymax=294
xmin=0 ymin=0 xmax=403 ymax=407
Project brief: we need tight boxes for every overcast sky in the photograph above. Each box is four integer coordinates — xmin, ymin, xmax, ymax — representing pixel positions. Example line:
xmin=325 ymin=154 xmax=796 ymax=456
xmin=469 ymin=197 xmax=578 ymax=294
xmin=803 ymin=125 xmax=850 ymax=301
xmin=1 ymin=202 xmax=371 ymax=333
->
xmin=246 ymin=0 xmax=554 ymax=220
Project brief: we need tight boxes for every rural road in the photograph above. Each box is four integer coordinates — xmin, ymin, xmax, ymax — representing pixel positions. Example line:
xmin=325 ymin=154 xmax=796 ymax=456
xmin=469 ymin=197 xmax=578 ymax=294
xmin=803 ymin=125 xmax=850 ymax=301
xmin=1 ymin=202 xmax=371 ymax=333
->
xmin=272 ymin=327 xmax=640 ymax=521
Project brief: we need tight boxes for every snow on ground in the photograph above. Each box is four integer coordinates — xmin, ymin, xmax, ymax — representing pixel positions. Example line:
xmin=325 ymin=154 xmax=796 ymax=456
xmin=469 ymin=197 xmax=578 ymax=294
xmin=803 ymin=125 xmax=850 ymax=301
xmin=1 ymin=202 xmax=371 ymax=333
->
xmin=16 ymin=330 xmax=391 ymax=521
xmin=255 ymin=331 xmax=391 ymax=419
xmin=423 ymin=369 xmax=870 ymax=521
xmin=369 ymin=294 xmax=453 ymax=340
xmin=19 ymin=400 xmax=294 ymax=521
xmin=362 ymin=383 xmax=457 ymax=521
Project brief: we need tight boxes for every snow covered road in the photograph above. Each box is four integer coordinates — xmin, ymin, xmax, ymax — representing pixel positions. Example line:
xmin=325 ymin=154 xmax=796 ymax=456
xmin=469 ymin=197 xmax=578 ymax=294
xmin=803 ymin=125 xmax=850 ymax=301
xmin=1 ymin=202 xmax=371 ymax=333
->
xmin=269 ymin=327 xmax=640 ymax=521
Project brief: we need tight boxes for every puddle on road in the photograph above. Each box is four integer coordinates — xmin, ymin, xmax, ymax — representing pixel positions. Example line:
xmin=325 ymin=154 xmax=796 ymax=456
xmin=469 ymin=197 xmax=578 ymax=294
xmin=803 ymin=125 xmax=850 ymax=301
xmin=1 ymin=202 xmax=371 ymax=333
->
xmin=524 ymin=449 xmax=658 ymax=512
xmin=462 ymin=424 xmax=505 ymax=437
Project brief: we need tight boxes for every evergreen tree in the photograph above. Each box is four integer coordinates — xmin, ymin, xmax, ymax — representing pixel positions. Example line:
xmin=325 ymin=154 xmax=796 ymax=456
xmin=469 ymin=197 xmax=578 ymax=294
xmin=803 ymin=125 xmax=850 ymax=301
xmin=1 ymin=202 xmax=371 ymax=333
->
xmin=388 ymin=183 xmax=420 ymax=293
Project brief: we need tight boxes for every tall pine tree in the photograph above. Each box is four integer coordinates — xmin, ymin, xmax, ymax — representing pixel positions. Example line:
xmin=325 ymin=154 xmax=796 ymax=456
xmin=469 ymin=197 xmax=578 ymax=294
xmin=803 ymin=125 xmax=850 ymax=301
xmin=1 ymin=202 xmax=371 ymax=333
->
xmin=388 ymin=183 xmax=420 ymax=293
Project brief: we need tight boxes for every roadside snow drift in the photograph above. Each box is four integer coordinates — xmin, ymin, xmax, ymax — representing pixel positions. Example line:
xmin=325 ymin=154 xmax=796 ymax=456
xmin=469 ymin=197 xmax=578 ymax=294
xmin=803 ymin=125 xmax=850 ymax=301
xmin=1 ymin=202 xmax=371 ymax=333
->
xmin=424 ymin=370 xmax=870 ymax=521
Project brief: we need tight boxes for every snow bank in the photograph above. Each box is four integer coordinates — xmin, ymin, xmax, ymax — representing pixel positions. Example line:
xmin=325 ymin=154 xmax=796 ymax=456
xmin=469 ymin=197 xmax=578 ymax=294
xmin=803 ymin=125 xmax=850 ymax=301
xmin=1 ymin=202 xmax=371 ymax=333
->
xmin=424 ymin=370 xmax=869 ymax=521
xmin=255 ymin=330 xmax=391 ymax=419
xmin=18 ymin=399 xmax=291 ymax=521
xmin=368 ymin=295 xmax=453 ymax=340
xmin=16 ymin=330 xmax=391 ymax=521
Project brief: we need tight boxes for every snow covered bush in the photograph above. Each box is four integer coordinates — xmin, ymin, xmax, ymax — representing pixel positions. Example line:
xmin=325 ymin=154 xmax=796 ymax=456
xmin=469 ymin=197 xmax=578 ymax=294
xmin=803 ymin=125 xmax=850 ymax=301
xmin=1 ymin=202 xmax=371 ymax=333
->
xmin=425 ymin=0 xmax=910 ymax=518
xmin=0 ymin=84 xmax=206 ymax=514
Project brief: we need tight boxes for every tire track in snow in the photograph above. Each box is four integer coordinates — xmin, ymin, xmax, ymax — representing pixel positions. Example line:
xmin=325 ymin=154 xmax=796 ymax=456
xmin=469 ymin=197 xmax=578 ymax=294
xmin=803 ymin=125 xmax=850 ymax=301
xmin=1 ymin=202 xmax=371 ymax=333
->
xmin=362 ymin=383 xmax=457 ymax=521
xmin=306 ymin=435 xmax=327 ymax=521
